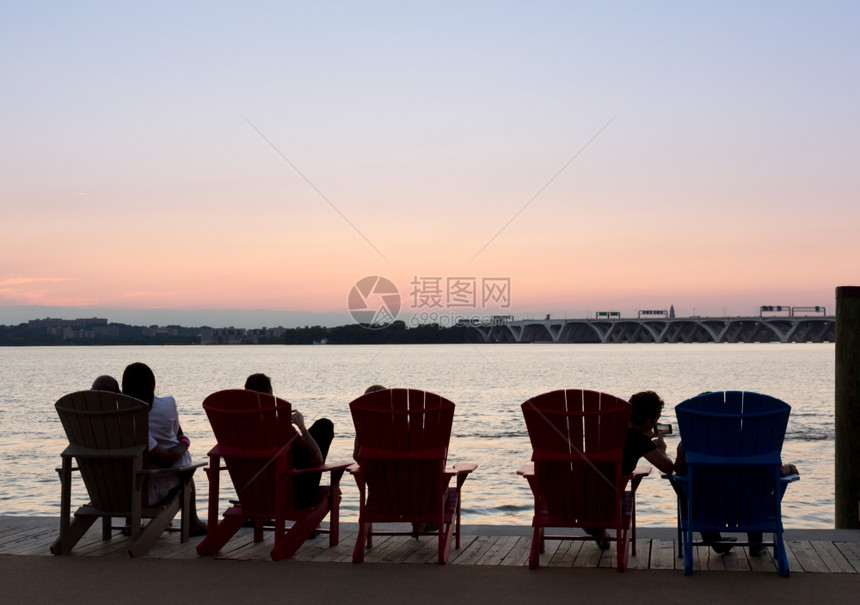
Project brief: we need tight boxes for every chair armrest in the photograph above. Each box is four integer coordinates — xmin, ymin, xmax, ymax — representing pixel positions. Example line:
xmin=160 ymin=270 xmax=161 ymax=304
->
xmin=290 ymin=461 xmax=352 ymax=475
xmin=517 ymin=463 xmax=534 ymax=477
xmin=780 ymin=473 xmax=800 ymax=483
xmin=629 ymin=465 xmax=652 ymax=479
xmin=450 ymin=462 xmax=477 ymax=475
xmin=624 ymin=465 xmax=651 ymax=491
xmin=139 ymin=461 xmax=205 ymax=476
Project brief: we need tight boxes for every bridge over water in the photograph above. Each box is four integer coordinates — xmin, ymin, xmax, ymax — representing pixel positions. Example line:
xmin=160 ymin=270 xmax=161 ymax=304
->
xmin=474 ymin=316 xmax=835 ymax=344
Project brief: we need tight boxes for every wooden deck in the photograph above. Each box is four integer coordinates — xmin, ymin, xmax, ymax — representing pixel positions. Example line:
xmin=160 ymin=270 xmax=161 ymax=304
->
xmin=2 ymin=518 xmax=858 ymax=573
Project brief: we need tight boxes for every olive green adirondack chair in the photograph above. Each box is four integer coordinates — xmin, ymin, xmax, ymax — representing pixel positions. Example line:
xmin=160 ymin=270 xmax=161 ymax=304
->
xmin=51 ymin=390 xmax=202 ymax=557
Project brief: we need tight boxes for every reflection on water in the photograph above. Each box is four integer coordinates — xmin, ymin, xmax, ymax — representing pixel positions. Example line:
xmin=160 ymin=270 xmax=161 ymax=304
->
xmin=0 ymin=343 xmax=835 ymax=528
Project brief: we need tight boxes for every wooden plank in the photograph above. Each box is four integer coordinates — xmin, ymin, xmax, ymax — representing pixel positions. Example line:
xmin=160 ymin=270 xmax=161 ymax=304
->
xmin=810 ymin=540 xmax=857 ymax=573
xmin=402 ymin=535 xmax=452 ymax=564
xmin=704 ymin=547 xmax=727 ymax=571
xmin=0 ymin=526 xmax=57 ymax=551
xmin=212 ymin=530 xmax=264 ymax=559
xmin=476 ymin=535 xmax=519 ymax=566
xmin=217 ymin=535 xmax=273 ymax=561
xmin=788 ymin=540 xmax=829 ymax=573
xmin=308 ymin=534 xmax=356 ymax=563
xmin=11 ymin=531 xmax=63 ymax=556
xmin=748 ymin=547 xmax=778 ymax=573
xmin=598 ymin=540 xmax=618 ymax=569
xmin=290 ymin=534 xmax=342 ymax=562
xmin=649 ymin=539 xmax=675 ymax=570
xmin=74 ymin=535 xmax=134 ymax=557
xmin=573 ymin=540 xmax=603 ymax=568
xmin=499 ymin=536 xmax=531 ymax=567
xmin=722 ymin=549 xmax=750 ymax=572
xmin=691 ymin=543 xmax=707 ymax=572
xmin=0 ymin=525 xmax=51 ymax=548
xmin=450 ymin=535 xmax=493 ymax=565
xmin=536 ymin=538 xmax=563 ymax=568
xmin=548 ymin=539 xmax=583 ymax=568
xmin=378 ymin=536 xmax=421 ymax=563
xmin=782 ymin=539 xmax=805 ymax=573
xmin=627 ymin=538 xmax=651 ymax=570
xmin=155 ymin=538 xmax=206 ymax=560
xmin=834 ymin=541 xmax=860 ymax=572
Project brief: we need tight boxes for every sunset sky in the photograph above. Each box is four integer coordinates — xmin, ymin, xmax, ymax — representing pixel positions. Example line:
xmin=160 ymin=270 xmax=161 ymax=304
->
xmin=2 ymin=2 xmax=858 ymax=327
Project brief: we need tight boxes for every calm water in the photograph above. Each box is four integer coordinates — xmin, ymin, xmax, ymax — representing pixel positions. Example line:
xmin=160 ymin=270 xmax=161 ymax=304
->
xmin=0 ymin=343 xmax=835 ymax=528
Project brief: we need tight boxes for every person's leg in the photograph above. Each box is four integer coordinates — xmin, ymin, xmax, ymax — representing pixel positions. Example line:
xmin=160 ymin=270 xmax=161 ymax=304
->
xmin=308 ymin=419 xmax=334 ymax=462
xmin=584 ymin=527 xmax=611 ymax=550
xmin=748 ymin=531 xmax=765 ymax=556
xmin=294 ymin=419 xmax=335 ymax=509
xmin=701 ymin=531 xmax=736 ymax=553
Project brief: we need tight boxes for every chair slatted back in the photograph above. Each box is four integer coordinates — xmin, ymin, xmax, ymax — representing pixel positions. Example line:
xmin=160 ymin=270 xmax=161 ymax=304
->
xmin=351 ymin=388 xmax=454 ymax=518
xmin=55 ymin=390 xmax=149 ymax=513
xmin=202 ymin=390 xmax=296 ymax=516
xmin=522 ymin=390 xmax=630 ymax=524
xmin=676 ymin=391 xmax=790 ymax=528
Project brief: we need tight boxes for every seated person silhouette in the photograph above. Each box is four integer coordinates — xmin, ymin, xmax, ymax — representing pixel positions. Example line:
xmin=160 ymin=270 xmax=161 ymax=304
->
xmin=244 ymin=373 xmax=334 ymax=509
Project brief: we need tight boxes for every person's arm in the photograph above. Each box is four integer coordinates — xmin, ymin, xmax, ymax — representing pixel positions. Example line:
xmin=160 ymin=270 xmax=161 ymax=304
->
xmin=148 ymin=441 xmax=189 ymax=467
xmin=643 ymin=448 xmax=675 ymax=474
xmin=292 ymin=410 xmax=323 ymax=467
xmin=642 ymin=433 xmax=676 ymax=474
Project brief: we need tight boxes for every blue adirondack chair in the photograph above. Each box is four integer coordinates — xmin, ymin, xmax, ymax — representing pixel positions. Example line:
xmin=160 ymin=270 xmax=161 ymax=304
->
xmin=670 ymin=391 xmax=799 ymax=576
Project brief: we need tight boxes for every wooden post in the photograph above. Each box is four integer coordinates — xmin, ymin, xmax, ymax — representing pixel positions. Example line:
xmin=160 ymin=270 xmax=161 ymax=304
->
xmin=835 ymin=286 xmax=860 ymax=528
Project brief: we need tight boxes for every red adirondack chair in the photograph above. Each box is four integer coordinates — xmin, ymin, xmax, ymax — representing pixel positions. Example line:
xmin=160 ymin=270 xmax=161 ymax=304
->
xmin=518 ymin=389 xmax=650 ymax=571
xmin=349 ymin=388 xmax=477 ymax=564
xmin=196 ymin=389 xmax=349 ymax=561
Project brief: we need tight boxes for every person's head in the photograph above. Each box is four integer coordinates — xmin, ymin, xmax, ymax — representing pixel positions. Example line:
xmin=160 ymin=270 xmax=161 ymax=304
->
xmin=245 ymin=373 xmax=273 ymax=395
xmin=122 ymin=362 xmax=156 ymax=405
xmin=629 ymin=390 xmax=664 ymax=429
xmin=91 ymin=375 xmax=120 ymax=392
xmin=364 ymin=384 xmax=386 ymax=394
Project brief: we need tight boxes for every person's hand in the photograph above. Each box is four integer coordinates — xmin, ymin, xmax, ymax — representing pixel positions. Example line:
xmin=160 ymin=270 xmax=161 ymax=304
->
xmin=292 ymin=409 xmax=306 ymax=430
xmin=781 ymin=463 xmax=799 ymax=476
xmin=652 ymin=433 xmax=667 ymax=453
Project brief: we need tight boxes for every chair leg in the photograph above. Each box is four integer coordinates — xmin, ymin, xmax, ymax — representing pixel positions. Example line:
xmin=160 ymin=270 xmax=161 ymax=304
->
xmin=353 ymin=521 xmax=368 ymax=563
xmin=129 ymin=496 xmax=180 ymax=557
xmin=270 ymin=501 xmax=330 ymax=561
xmin=327 ymin=489 xmax=339 ymax=547
xmin=775 ymin=531 xmax=790 ymax=577
xmin=616 ymin=525 xmax=630 ymax=572
xmin=196 ymin=514 xmax=246 ymax=556
xmin=439 ymin=519 xmax=455 ymax=564
xmin=528 ymin=527 xmax=542 ymax=570
xmin=683 ymin=530 xmax=694 ymax=575
xmin=51 ymin=514 xmax=97 ymax=555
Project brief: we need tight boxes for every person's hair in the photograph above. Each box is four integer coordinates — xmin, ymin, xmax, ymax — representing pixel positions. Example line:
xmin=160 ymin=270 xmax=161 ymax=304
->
xmin=245 ymin=373 xmax=273 ymax=394
xmin=91 ymin=375 xmax=120 ymax=392
xmin=364 ymin=384 xmax=386 ymax=394
xmin=629 ymin=390 xmax=664 ymax=426
xmin=122 ymin=362 xmax=156 ymax=405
